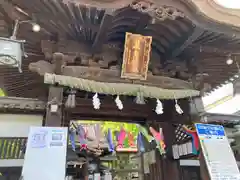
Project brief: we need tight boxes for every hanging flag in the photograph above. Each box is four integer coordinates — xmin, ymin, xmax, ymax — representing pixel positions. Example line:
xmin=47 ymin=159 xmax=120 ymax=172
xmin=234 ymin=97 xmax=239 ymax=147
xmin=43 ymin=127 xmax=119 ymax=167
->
xmin=94 ymin=124 xmax=101 ymax=148
xmin=128 ymin=132 xmax=135 ymax=147
xmin=149 ymin=127 xmax=166 ymax=155
xmin=117 ymin=128 xmax=126 ymax=148
xmin=182 ymin=125 xmax=200 ymax=155
xmin=69 ymin=128 xmax=76 ymax=151
xmin=139 ymin=125 xmax=154 ymax=142
xmin=77 ymin=125 xmax=88 ymax=150
xmin=137 ymin=132 xmax=145 ymax=152
xmin=106 ymin=128 xmax=114 ymax=152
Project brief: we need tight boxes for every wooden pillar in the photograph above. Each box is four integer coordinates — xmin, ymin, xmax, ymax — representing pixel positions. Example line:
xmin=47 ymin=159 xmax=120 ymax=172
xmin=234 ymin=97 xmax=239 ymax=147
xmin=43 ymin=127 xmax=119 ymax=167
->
xmin=45 ymin=53 xmax=65 ymax=126
xmin=161 ymin=123 xmax=180 ymax=180
xmin=146 ymin=97 xmax=204 ymax=180
xmin=189 ymin=96 xmax=208 ymax=180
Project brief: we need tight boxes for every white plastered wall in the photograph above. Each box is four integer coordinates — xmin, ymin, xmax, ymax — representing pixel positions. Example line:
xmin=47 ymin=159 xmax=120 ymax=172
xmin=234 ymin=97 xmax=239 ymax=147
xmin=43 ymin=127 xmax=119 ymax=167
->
xmin=0 ymin=114 xmax=43 ymax=137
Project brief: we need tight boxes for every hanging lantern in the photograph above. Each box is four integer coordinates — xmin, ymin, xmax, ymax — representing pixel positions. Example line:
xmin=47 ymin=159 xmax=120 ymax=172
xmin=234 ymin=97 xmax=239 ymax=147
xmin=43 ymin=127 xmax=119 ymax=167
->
xmin=0 ymin=37 xmax=25 ymax=73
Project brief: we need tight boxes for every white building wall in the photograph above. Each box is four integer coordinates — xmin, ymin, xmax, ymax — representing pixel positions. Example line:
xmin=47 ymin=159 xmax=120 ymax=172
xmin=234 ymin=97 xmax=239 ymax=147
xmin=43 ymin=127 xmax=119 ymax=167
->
xmin=0 ymin=114 xmax=43 ymax=137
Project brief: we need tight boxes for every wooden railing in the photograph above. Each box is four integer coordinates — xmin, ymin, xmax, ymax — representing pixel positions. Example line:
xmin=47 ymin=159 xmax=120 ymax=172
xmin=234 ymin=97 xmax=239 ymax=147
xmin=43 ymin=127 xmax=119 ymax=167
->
xmin=0 ymin=137 xmax=27 ymax=159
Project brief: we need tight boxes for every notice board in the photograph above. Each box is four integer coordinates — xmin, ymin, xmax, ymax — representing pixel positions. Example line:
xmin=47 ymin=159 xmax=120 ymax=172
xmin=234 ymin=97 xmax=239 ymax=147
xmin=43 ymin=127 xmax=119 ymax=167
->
xmin=195 ymin=123 xmax=240 ymax=180
xmin=21 ymin=126 xmax=68 ymax=180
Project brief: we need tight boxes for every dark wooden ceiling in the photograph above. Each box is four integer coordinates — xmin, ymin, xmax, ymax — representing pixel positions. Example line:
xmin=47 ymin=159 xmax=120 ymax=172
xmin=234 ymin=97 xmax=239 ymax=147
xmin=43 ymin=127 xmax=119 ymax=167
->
xmin=0 ymin=0 xmax=239 ymax=100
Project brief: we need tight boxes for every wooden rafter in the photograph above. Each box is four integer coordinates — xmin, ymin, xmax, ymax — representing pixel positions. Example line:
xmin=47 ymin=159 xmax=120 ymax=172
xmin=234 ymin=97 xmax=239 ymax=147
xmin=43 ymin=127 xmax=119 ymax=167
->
xmin=171 ymin=27 xmax=204 ymax=58
xmin=92 ymin=10 xmax=113 ymax=52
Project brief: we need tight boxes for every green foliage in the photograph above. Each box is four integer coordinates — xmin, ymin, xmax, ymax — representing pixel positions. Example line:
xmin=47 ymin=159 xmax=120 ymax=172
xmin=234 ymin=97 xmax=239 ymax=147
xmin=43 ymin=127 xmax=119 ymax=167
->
xmin=0 ymin=88 xmax=5 ymax=97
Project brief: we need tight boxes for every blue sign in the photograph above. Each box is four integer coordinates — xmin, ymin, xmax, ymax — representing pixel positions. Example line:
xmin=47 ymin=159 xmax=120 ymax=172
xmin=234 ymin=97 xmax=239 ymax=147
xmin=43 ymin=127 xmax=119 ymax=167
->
xmin=195 ymin=124 xmax=225 ymax=137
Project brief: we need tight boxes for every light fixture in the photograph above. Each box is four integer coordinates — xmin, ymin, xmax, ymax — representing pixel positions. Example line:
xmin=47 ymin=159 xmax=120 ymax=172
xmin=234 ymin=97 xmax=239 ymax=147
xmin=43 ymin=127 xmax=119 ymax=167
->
xmin=50 ymin=104 xmax=58 ymax=113
xmin=47 ymin=97 xmax=60 ymax=113
xmin=226 ymin=58 xmax=233 ymax=65
xmin=226 ymin=56 xmax=233 ymax=65
xmin=10 ymin=19 xmax=41 ymax=40
xmin=32 ymin=23 xmax=41 ymax=32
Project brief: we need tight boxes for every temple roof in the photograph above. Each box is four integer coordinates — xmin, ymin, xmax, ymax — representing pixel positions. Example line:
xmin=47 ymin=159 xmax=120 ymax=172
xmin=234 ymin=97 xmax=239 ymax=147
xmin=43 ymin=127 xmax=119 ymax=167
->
xmin=0 ymin=0 xmax=240 ymax=99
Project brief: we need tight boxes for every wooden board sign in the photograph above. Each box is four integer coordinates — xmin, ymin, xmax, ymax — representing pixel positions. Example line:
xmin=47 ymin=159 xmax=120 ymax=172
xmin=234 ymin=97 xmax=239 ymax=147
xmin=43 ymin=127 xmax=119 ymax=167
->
xmin=22 ymin=126 xmax=68 ymax=180
xmin=195 ymin=123 xmax=240 ymax=180
xmin=121 ymin=32 xmax=152 ymax=80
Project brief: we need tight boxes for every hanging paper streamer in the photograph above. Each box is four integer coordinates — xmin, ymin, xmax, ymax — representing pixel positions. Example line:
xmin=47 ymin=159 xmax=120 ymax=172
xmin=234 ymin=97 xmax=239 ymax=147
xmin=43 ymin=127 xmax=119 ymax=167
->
xmin=128 ymin=132 xmax=136 ymax=147
xmin=155 ymin=99 xmax=163 ymax=114
xmin=106 ymin=128 xmax=115 ymax=153
xmin=69 ymin=128 xmax=76 ymax=151
xmin=182 ymin=125 xmax=199 ymax=155
xmin=115 ymin=95 xmax=123 ymax=110
xmin=137 ymin=132 xmax=145 ymax=152
xmin=175 ymin=99 xmax=183 ymax=114
xmin=117 ymin=128 xmax=126 ymax=148
xmin=135 ymin=91 xmax=145 ymax=104
xmin=92 ymin=93 xmax=101 ymax=109
xmin=138 ymin=125 xmax=154 ymax=142
xmin=94 ymin=124 xmax=101 ymax=148
xmin=149 ymin=127 xmax=166 ymax=155
xmin=77 ymin=125 xmax=88 ymax=150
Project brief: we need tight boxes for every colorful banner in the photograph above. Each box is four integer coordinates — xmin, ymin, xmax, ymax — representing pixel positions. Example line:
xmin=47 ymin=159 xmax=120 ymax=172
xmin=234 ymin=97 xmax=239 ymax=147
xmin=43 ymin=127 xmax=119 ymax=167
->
xmin=69 ymin=121 xmax=159 ymax=153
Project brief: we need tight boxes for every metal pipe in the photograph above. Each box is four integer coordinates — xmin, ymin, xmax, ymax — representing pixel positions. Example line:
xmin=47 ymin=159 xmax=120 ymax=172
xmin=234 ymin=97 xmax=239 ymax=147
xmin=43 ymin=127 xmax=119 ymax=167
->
xmin=10 ymin=20 xmax=36 ymax=39
xmin=10 ymin=19 xmax=20 ymax=39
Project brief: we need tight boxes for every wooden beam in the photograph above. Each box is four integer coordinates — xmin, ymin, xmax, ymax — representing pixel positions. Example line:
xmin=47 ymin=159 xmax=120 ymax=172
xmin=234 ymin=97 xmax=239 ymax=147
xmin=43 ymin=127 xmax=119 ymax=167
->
xmin=67 ymin=97 xmax=192 ymax=124
xmin=171 ymin=27 xmax=204 ymax=58
xmin=201 ymin=113 xmax=240 ymax=123
xmin=0 ymin=96 xmax=45 ymax=110
xmin=135 ymin=14 xmax=151 ymax=32
xmin=188 ymin=44 xmax=240 ymax=55
xmin=63 ymin=66 xmax=193 ymax=89
xmin=29 ymin=60 xmax=194 ymax=90
xmin=92 ymin=10 xmax=113 ymax=52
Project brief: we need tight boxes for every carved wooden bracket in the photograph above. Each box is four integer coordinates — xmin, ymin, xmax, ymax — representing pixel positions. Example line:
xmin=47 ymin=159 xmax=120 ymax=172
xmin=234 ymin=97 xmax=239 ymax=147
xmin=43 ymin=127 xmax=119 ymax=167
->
xmin=0 ymin=97 xmax=45 ymax=110
xmin=130 ymin=1 xmax=184 ymax=21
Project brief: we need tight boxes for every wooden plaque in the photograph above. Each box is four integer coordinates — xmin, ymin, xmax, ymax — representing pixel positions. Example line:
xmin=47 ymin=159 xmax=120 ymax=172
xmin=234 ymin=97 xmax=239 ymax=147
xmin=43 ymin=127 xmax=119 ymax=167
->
xmin=121 ymin=32 xmax=152 ymax=80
